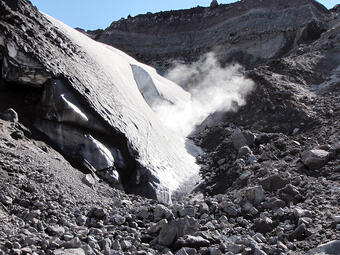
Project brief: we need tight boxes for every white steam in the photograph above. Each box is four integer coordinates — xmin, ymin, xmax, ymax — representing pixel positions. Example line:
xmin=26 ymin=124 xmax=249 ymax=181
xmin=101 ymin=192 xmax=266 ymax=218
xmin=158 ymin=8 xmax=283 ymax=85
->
xmin=154 ymin=53 xmax=255 ymax=137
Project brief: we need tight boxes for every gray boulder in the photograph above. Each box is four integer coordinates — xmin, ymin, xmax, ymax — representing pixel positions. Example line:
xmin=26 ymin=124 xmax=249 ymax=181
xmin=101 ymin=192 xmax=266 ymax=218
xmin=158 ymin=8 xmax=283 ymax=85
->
xmin=245 ymin=186 xmax=265 ymax=205
xmin=301 ymin=149 xmax=330 ymax=170
xmin=220 ymin=202 xmax=239 ymax=217
xmin=82 ymin=174 xmax=96 ymax=189
xmin=154 ymin=204 xmax=174 ymax=221
xmin=238 ymin=146 xmax=253 ymax=157
xmin=254 ymin=217 xmax=276 ymax=234
xmin=232 ymin=129 xmax=255 ymax=151
xmin=54 ymin=248 xmax=85 ymax=255
xmin=175 ymin=235 xmax=210 ymax=249
xmin=158 ymin=216 xmax=199 ymax=247
xmin=63 ymin=237 xmax=82 ymax=249
xmin=147 ymin=219 xmax=168 ymax=234
xmin=310 ymin=240 xmax=340 ymax=255
xmin=260 ymin=174 xmax=288 ymax=191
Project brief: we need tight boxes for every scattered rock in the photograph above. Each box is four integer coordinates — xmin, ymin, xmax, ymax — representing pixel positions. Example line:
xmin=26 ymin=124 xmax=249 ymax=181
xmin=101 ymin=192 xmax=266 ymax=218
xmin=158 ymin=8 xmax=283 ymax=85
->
xmin=221 ymin=202 xmax=239 ymax=217
xmin=120 ymin=240 xmax=132 ymax=250
xmin=280 ymin=184 xmax=303 ymax=204
xmin=114 ymin=214 xmax=126 ymax=225
xmin=227 ymin=244 xmax=244 ymax=254
xmin=288 ymin=223 xmax=310 ymax=240
xmin=332 ymin=215 xmax=340 ymax=223
xmin=263 ymin=197 xmax=286 ymax=210
xmin=47 ymin=225 xmax=65 ymax=236
xmin=293 ymin=207 xmax=312 ymax=219
xmin=239 ymin=146 xmax=252 ymax=157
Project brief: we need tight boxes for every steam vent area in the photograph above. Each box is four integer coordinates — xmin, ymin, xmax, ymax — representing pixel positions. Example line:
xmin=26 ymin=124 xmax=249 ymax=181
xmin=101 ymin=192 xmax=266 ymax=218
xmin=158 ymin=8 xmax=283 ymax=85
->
xmin=0 ymin=0 xmax=340 ymax=254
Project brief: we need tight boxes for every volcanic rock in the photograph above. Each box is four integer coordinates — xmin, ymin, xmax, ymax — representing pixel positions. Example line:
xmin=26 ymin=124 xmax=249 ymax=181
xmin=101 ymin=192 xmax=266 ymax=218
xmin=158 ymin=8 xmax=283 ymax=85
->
xmin=175 ymin=235 xmax=210 ymax=249
xmin=254 ymin=217 xmax=276 ymax=234
xmin=260 ymin=174 xmax=288 ymax=191
xmin=310 ymin=240 xmax=340 ymax=255
xmin=90 ymin=0 xmax=330 ymax=71
xmin=54 ymin=248 xmax=86 ymax=255
xmin=301 ymin=149 xmax=330 ymax=170
xmin=245 ymin=186 xmax=265 ymax=205
xmin=158 ymin=216 xmax=199 ymax=247
xmin=232 ymin=129 xmax=255 ymax=151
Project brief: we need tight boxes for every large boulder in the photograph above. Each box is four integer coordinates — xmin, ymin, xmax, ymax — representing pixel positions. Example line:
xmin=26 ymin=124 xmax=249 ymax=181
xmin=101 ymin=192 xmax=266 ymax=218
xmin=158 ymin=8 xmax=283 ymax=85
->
xmin=260 ymin=174 xmax=288 ymax=191
xmin=231 ymin=129 xmax=255 ymax=151
xmin=158 ymin=216 xmax=199 ymax=247
xmin=310 ymin=240 xmax=340 ymax=255
xmin=301 ymin=149 xmax=330 ymax=170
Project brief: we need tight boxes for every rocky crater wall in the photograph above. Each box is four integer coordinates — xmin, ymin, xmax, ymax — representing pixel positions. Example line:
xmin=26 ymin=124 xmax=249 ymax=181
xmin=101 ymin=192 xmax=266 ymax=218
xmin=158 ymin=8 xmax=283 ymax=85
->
xmin=90 ymin=0 xmax=330 ymax=71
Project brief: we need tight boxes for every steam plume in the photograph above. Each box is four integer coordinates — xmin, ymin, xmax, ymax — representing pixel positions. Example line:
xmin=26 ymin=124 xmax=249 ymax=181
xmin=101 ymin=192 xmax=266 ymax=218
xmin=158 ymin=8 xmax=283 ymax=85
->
xmin=154 ymin=53 xmax=255 ymax=137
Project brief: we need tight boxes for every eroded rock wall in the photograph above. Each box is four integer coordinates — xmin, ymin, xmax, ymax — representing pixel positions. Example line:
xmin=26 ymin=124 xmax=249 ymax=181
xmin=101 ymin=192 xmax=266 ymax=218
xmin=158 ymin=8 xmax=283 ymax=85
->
xmin=90 ymin=0 xmax=330 ymax=71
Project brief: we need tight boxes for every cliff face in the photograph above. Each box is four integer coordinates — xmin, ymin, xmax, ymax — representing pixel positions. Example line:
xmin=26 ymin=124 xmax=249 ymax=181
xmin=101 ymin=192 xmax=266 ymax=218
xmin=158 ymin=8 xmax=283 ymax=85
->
xmin=90 ymin=0 xmax=330 ymax=71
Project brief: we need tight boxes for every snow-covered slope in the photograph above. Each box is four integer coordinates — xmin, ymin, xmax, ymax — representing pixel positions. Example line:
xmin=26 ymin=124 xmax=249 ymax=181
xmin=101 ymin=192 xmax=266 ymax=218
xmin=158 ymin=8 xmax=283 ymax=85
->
xmin=0 ymin=0 xmax=199 ymax=203
xmin=41 ymin=15 xmax=199 ymax=201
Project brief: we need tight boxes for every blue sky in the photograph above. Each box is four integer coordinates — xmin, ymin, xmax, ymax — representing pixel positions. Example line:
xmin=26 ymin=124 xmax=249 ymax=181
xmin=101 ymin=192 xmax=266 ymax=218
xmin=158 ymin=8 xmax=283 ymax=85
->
xmin=30 ymin=0 xmax=337 ymax=30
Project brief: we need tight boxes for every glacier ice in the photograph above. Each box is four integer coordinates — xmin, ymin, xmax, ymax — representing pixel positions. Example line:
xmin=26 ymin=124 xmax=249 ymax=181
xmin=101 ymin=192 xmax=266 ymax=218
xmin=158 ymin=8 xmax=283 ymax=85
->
xmin=33 ymin=14 xmax=201 ymax=201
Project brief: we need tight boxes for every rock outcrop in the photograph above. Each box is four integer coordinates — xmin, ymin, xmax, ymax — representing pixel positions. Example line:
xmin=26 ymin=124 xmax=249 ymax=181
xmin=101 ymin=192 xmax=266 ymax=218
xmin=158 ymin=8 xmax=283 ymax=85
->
xmin=89 ymin=0 xmax=330 ymax=71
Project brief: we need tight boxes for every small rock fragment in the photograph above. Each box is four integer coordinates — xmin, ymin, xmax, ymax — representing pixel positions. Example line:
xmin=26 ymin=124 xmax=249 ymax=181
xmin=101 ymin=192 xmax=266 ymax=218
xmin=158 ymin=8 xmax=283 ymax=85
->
xmin=82 ymin=174 xmax=95 ymax=189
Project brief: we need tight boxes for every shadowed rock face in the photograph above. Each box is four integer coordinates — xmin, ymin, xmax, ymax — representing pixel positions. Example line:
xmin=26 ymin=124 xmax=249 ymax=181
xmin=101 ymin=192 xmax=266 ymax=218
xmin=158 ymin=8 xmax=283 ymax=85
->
xmin=89 ymin=0 xmax=330 ymax=71
xmin=0 ymin=0 xmax=199 ymax=202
